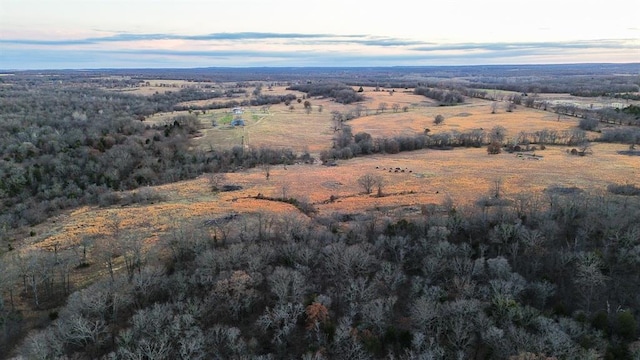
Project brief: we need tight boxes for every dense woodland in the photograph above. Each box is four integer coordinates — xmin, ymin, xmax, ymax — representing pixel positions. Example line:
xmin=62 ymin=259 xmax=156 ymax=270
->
xmin=3 ymin=191 xmax=640 ymax=359
xmin=1 ymin=65 xmax=639 ymax=359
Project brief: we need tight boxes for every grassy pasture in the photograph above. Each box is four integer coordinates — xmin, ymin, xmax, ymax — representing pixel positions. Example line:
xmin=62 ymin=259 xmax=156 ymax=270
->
xmin=29 ymin=141 xmax=638 ymax=254
xmin=22 ymin=85 xmax=640 ymax=257
xmin=110 ymin=79 xmax=222 ymax=95
xmin=349 ymin=98 xmax=575 ymax=140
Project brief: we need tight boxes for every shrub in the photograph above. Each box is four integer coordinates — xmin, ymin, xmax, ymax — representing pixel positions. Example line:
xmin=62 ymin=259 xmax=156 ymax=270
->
xmin=615 ymin=310 xmax=637 ymax=341
xmin=579 ymin=117 xmax=599 ymax=131
xmin=487 ymin=142 xmax=502 ymax=155
xmin=607 ymin=183 xmax=640 ymax=196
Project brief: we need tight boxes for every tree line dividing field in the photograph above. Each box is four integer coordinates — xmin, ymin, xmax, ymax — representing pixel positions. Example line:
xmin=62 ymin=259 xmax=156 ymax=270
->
xmin=1 ymin=64 xmax=639 ymax=359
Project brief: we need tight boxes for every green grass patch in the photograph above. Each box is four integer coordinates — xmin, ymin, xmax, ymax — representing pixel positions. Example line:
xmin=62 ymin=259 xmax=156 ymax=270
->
xmin=218 ymin=113 xmax=234 ymax=125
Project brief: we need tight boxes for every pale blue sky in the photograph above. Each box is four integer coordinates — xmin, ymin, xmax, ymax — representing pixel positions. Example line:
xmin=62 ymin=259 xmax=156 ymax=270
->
xmin=1 ymin=0 xmax=638 ymax=69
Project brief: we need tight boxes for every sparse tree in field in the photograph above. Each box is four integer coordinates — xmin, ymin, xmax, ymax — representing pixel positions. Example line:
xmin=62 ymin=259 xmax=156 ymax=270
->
xmin=304 ymin=100 xmax=312 ymax=114
xmin=357 ymin=173 xmax=381 ymax=195
xmin=578 ymin=117 xmax=599 ymax=131
xmin=317 ymin=104 xmax=323 ymax=113
xmin=331 ymin=110 xmax=344 ymax=132
xmin=392 ymin=103 xmax=400 ymax=112
xmin=487 ymin=142 xmax=502 ymax=155
xmin=377 ymin=102 xmax=388 ymax=113
xmin=73 ymin=235 xmax=95 ymax=268
xmin=506 ymin=102 xmax=516 ymax=112
xmin=376 ymin=176 xmax=386 ymax=197
xmin=489 ymin=125 xmax=507 ymax=143
xmin=253 ymin=84 xmax=263 ymax=97
xmin=492 ymin=178 xmax=504 ymax=199
xmin=208 ymin=172 xmax=227 ymax=192
xmin=94 ymin=236 xmax=120 ymax=283
xmin=491 ymin=101 xmax=499 ymax=114
xmin=262 ymin=162 xmax=271 ymax=180
xmin=121 ymin=232 xmax=144 ymax=280
xmin=403 ymin=105 xmax=409 ymax=112
xmin=434 ymin=114 xmax=445 ymax=125
xmin=578 ymin=141 xmax=593 ymax=156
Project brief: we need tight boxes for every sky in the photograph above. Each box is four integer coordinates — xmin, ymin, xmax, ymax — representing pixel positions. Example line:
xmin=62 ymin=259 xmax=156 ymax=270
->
xmin=0 ymin=0 xmax=638 ymax=69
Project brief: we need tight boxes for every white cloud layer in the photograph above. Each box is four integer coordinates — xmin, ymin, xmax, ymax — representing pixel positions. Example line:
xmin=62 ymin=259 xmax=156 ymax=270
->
xmin=1 ymin=0 xmax=638 ymax=69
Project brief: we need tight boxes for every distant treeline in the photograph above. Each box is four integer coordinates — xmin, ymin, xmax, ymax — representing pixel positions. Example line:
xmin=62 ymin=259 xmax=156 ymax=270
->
xmin=414 ymin=86 xmax=465 ymax=105
xmin=286 ymin=82 xmax=365 ymax=104
xmin=320 ymin=124 xmax=602 ymax=163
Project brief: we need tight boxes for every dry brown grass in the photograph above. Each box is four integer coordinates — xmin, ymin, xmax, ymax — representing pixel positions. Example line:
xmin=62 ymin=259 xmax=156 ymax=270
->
xmin=28 ymin=140 xmax=638 ymax=255
xmin=21 ymin=85 xmax=640 ymax=257
xmin=349 ymin=96 xmax=576 ymax=140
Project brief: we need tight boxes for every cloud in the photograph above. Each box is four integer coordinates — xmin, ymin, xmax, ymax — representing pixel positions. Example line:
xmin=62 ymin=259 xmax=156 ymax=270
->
xmin=1 ymin=32 xmax=638 ymax=69
xmin=0 ymin=32 xmax=361 ymax=46
xmin=411 ymin=39 xmax=639 ymax=52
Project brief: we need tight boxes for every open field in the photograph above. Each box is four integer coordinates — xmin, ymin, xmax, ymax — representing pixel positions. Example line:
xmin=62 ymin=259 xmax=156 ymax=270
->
xmin=109 ymin=79 xmax=223 ymax=95
xmin=10 ymin=79 xmax=638 ymax=256
xmin=20 ymin=84 xmax=640 ymax=254
xmin=26 ymin=140 xmax=639 ymax=256
xmin=146 ymin=86 xmax=586 ymax=154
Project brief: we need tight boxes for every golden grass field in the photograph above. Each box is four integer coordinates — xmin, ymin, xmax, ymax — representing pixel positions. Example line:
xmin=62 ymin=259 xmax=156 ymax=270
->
xmin=21 ymin=86 xmax=640 ymax=256
xmin=146 ymin=86 xmax=579 ymax=153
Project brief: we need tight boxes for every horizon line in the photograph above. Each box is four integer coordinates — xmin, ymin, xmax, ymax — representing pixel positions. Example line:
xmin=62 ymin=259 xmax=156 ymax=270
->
xmin=3 ymin=62 xmax=639 ymax=73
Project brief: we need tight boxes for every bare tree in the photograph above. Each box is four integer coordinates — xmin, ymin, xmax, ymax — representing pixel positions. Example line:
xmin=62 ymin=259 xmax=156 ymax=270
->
xmin=376 ymin=176 xmax=386 ymax=197
xmin=377 ymin=102 xmax=388 ymax=113
xmin=489 ymin=125 xmax=507 ymax=143
xmin=578 ymin=141 xmax=593 ymax=156
xmin=268 ymin=266 xmax=308 ymax=304
xmin=491 ymin=101 xmax=499 ymax=114
xmin=574 ymin=252 xmax=608 ymax=312
xmin=392 ymin=103 xmax=400 ymax=112
xmin=262 ymin=162 xmax=271 ymax=180
xmin=331 ymin=111 xmax=344 ymax=132
xmin=1 ymin=255 xmax=19 ymax=307
xmin=208 ymin=172 xmax=227 ymax=192
xmin=492 ymin=178 xmax=503 ymax=199
xmin=94 ymin=236 xmax=120 ymax=282
xmin=357 ymin=173 xmax=379 ymax=194
xmin=487 ymin=142 xmax=502 ymax=155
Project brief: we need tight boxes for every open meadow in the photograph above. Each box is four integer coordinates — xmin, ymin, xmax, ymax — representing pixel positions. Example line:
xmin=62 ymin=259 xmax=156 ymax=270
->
xmin=24 ymin=84 xmax=639 ymax=253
